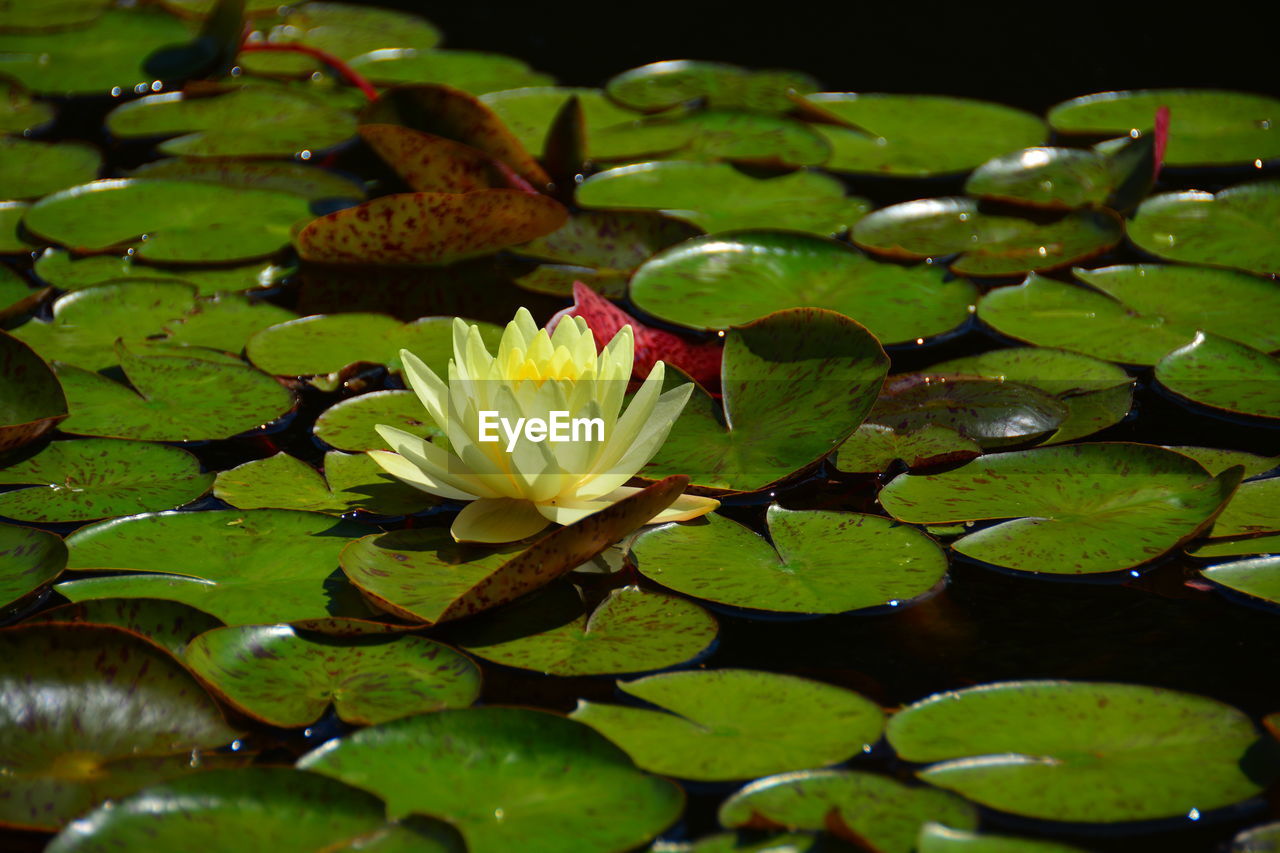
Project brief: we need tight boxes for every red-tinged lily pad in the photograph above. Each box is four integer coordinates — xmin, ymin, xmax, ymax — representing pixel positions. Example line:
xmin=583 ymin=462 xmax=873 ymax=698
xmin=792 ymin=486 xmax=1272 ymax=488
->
xmin=339 ymin=476 xmax=687 ymax=624
xmin=633 ymin=506 xmax=946 ymax=613
xmin=360 ymin=123 xmax=519 ymax=192
xmin=867 ymin=374 xmax=1068 ymax=449
xmin=879 ymin=443 xmax=1243 ymax=574
xmin=886 ymin=680 xmax=1271 ymax=823
xmin=213 ymin=451 xmax=438 ymax=516
xmin=0 ymin=330 xmax=67 ymax=452
xmin=298 ymin=707 xmax=683 ymax=853
xmin=0 ymin=138 xmax=101 ymax=200
xmin=295 ymin=189 xmax=568 ymax=265
xmin=640 ymin=309 xmax=888 ymax=493
xmin=34 ymin=248 xmax=294 ymax=295
xmin=0 ymin=521 xmax=66 ymax=611
xmin=0 ymin=438 xmax=212 ymax=522
xmin=185 ymin=622 xmax=480 ymax=727
xmin=570 ymin=669 xmax=884 ymax=781
xmin=1155 ymin=332 xmax=1280 ymax=421
xmin=25 ymin=598 xmax=222 ymax=658
xmin=57 ymin=508 xmax=372 ymax=625
xmin=1201 ymin=556 xmax=1280 ymax=607
xmin=1128 ymin=182 xmax=1280 ymax=275
xmin=0 ymin=623 xmax=239 ymax=831
xmin=834 ymin=423 xmax=982 ymax=473
xmin=717 ymin=769 xmax=978 ymax=853
xmin=45 ymin=767 xmax=466 ymax=853
xmin=313 ymin=390 xmax=444 ymax=452
xmin=606 ymin=60 xmax=819 ymax=113
xmin=129 ymin=157 xmax=365 ymax=201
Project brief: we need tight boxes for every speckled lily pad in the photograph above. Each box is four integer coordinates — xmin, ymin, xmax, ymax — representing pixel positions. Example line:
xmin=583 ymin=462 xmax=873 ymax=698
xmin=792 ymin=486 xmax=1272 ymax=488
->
xmin=314 ymin=390 xmax=444 ymax=452
xmin=1154 ymin=332 xmax=1280 ymax=421
xmin=25 ymin=598 xmax=221 ymax=658
xmin=213 ymin=451 xmax=438 ymax=516
xmin=834 ymin=423 xmax=981 ymax=473
xmin=0 ymin=521 xmax=66 ymax=610
xmin=34 ymin=248 xmax=294 ymax=294
xmin=868 ymin=374 xmax=1068 ymax=449
xmin=0 ymin=138 xmax=101 ymax=200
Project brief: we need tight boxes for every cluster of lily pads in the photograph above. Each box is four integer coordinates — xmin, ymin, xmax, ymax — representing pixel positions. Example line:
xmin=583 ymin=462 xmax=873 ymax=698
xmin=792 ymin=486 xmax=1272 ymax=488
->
xmin=1 ymin=0 xmax=1279 ymax=851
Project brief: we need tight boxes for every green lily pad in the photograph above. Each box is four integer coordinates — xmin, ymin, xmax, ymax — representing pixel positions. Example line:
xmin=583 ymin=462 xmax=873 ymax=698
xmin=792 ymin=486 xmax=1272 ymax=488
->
xmin=589 ymin=110 xmax=830 ymax=167
xmin=577 ymin=161 xmax=870 ymax=236
xmin=24 ymin=178 xmax=313 ymax=263
xmin=641 ymin=309 xmax=889 ymax=492
xmin=885 ymin=680 xmax=1270 ymax=822
xmin=1154 ymin=332 xmax=1280 ymax=420
xmin=185 ymin=622 xmax=480 ymax=727
xmin=44 ymin=767 xmax=466 ymax=853
xmin=629 ymin=231 xmax=976 ymax=344
xmin=880 ymin=443 xmax=1242 ymax=574
xmin=916 ymin=823 xmax=1093 ymax=853
xmin=299 ymin=707 xmax=683 ymax=853
xmin=1167 ymin=446 xmax=1279 ymax=478
xmin=0 ymin=521 xmax=65 ymax=610
xmin=1232 ymin=822 xmax=1280 ymax=853
xmin=0 ymin=623 xmax=238 ymax=830
xmin=34 ymin=248 xmax=294 ymax=294
xmin=0 ymin=438 xmax=212 ymax=522
xmin=26 ymin=597 xmax=221 ymax=657
xmin=238 ymin=1 xmax=442 ymax=75
xmin=160 ymin=293 xmax=298 ymax=353
xmin=571 ymin=668 xmax=883 ymax=781
xmin=834 ymin=423 xmax=981 ymax=473
xmin=965 ymin=146 xmax=1115 ymax=209
xmin=480 ymin=86 xmax=679 ymax=160
xmin=852 ymin=198 xmax=1123 ymax=276
xmin=314 ymin=390 xmax=443 ymax=452
xmin=0 ymin=200 xmax=36 ymax=253
xmin=0 ymin=262 xmax=39 ymax=320
xmin=453 ymin=584 xmax=717 ymax=676
xmin=0 ymin=329 xmax=67 ymax=451
xmin=213 ymin=451 xmax=438 ymax=516
xmin=1191 ymin=533 xmax=1280 ymax=560
xmin=929 ymin=346 xmax=1135 ymax=443
xmin=804 ymin=93 xmax=1046 ymax=177
xmin=1208 ymin=478 xmax=1280 ymax=539
xmin=347 ymin=49 xmax=552 ymax=94
xmin=54 ymin=343 xmax=294 ymax=441
xmin=0 ymin=78 xmax=52 ymax=134
xmin=868 ymin=374 xmax=1069 ymax=449
xmin=1049 ymin=89 xmax=1280 ymax=167
xmin=107 ymin=85 xmax=357 ymax=158
xmin=0 ymin=9 xmax=192 ymax=95
xmin=0 ymin=138 xmax=100 ymax=200
xmin=653 ymin=832 xmax=830 ymax=852
xmin=1128 ymin=182 xmax=1280 ymax=275
xmin=1202 ymin=556 xmax=1280 ymax=606
xmin=606 ymin=60 xmax=818 ymax=113
xmin=130 ymin=157 xmax=365 ymax=200
xmin=718 ymin=770 xmax=978 ymax=853
xmin=57 ymin=508 xmax=370 ymax=625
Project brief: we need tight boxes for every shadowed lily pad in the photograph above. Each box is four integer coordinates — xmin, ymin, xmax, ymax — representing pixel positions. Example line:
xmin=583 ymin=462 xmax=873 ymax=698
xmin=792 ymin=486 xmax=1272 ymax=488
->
xmin=0 ymin=138 xmax=100 ymax=200
xmin=590 ymin=110 xmax=831 ymax=167
xmin=34 ymin=248 xmax=294 ymax=294
xmin=0 ymin=201 xmax=35 ymax=253
xmin=1231 ymin=822 xmax=1280 ymax=853
xmin=213 ymin=451 xmax=438 ymax=516
xmin=0 ymin=521 xmax=65 ymax=610
xmin=349 ymin=49 xmax=552 ymax=94
xmin=571 ymin=669 xmax=883 ymax=781
xmin=299 ymin=707 xmax=683 ymax=853
xmin=629 ymin=231 xmax=976 ymax=343
xmin=1207 ymin=478 xmax=1280 ymax=539
xmin=314 ymin=390 xmax=444 ymax=452
xmin=0 ymin=78 xmax=52 ymax=134
xmin=0 ymin=330 xmax=67 ymax=451
xmin=25 ymin=598 xmax=221 ymax=657
xmin=238 ymin=1 xmax=442 ymax=75
xmin=880 ymin=443 xmax=1242 ymax=574
xmin=886 ymin=680 xmax=1270 ymax=822
xmin=868 ymin=374 xmax=1068 ymax=449
xmin=129 ymin=157 xmax=365 ymax=201
xmin=917 ymin=822 xmax=1093 ymax=853
xmin=1155 ymin=332 xmax=1280 ymax=420
xmin=834 ymin=423 xmax=981 ymax=473
xmin=1128 ymin=182 xmax=1280 ymax=275
xmin=607 ymin=61 xmax=818 ymax=113
xmin=0 ymin=623 xmax=238 ymax=830
xmin=1202 ymin=556 xmax=1280 ymax=606
xmin=1191 ymin=534 xmax=1280 ymax=560
xmin=0 ymin=438 xmax=212 ymax=522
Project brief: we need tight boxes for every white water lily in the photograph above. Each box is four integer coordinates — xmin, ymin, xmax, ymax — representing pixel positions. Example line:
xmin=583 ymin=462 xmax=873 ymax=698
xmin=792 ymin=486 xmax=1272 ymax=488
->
xmin=368 ymin=308 xmax=719 ymax=543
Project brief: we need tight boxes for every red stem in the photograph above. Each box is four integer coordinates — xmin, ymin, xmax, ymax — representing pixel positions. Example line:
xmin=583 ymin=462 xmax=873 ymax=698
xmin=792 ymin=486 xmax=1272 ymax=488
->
xmin=239 ymin=41 xmax=379 ymax=102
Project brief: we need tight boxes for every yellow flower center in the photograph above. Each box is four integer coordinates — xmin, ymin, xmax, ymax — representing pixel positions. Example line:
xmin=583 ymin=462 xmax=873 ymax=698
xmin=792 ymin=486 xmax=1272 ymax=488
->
xmin=501 ymin=345 xmax=587 ymax=385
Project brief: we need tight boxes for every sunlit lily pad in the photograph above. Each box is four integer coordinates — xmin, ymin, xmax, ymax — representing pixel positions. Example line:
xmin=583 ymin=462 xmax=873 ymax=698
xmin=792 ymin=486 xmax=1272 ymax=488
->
xmin=852 ymin=198 xmax=1123 ymax=276
xmin=34 ymin=248 xmax=294 ymax=294
xmin=25 ymin=598 xmax=221 ymax=657
xmin=629 ymin=231 xmax=976 ymax=343
xmin=54 ymin=343 xmax=294 ymax=441
xmin=804 ymin=93 xmax=1045 ymax=177
xmin=1207 ymin=478 xmax=1280 ymax=539
xmin=641 ymin=309 xmax=888 ymax=492
xmin=577 ymin=161 xmax=870 ymax=236
xmin=1168 ymin=446 xmax=1279 ymax=478
xmin=607 ymin=61 xmax=818 ymax=113
xmin=348 ymin=49 xmax=552 ymax=94
xmin=886 ymin=680 xmax=1270 ymax=822
xmin=571 ymin=669 xmax=883 ymax=781
xmin=130 ymin=157 xmax=365 ymax=201
xmin=0 ymin=438 xmax=212 ymax=522
xmin=1155 ymin=332 xmax=1280 ymax=421
xmin=238 ymin=1 xmax=442 ymax=75
xmin=0 ymin=330 xmax=67 ymax=451
xmin=45 ymin=767 xmax=466 ymax=852
xmin=1128 ymin=182 xmax=1280 ymax=275
xmin=0 ymin=623 xmax=238 ymax=830
xmin=0 ymin=138 xmax=100 ymax=200
xmin=868 ymin=374 xmax=1068 ymax=449
xmin=57 ymin=509 xmax=369 ymax=625
xmin=1049 ymin=89 xmax=1280 ymax=167
xmin=299 ymin=707 xmax=683 ymax=853
xmin=916 ymin=822 xmax=1094 ymax=853
xmin=718 ymin=770 xmax=978 ymax=853
xmin=159 ymin=293 xmax=297 ymax=353
xmin=834 ymin=423 xmax=981 ymax=473
xmin=314 ymin=390 xmax=444 ymax=452
xmin=213 ymin=451 xmax=438 ymax=516
xmin=0 ymin=200 xmax=35 ymax=253
xmin=1202 ymin=556 xmax=1280 ymax=606
xmin=591 ymin=110 xmax=830 ymax=167
xmin=24 ymin=178 xmax=313 ymax=263
xmin=965 ymin=146 xmax=1115 ymax=209
xmin=1192 ymin=534 xmax=1280 ymax=560
xmin=480 ymin=86 xmax=673 ymax=160
xmin=0 ymin=78 xmax=52 ymax=134
xmin=0 ymin=521 xmax=65 ymax=610
xmin=880 ymin=443 xmax=1242 ymax=574
xmin=635 ymin=506 xmax=945 ymax=613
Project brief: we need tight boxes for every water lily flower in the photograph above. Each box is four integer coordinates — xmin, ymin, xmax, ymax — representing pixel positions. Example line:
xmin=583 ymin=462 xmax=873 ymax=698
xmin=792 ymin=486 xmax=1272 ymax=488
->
xmin=368 ymin=308 xmax=719 ymax=543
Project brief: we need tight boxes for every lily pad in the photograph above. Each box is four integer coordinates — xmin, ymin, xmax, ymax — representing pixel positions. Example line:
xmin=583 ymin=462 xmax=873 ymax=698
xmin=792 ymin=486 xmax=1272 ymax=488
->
xmin=129 ymin=157 xmax=365 ymax=201
xmin=185 ymin=622 xmax=480 ymax=727
xmin=885 ymin=680 xmax=1269 ymax=822
xmin=879 ymin=443 xmax=1242 ymax=574
xmin=299 ymin=707 xmax=683 ymax=853
xmin=717 ymin=769 xmax=978 ymax=853
xmin=577 ymin=161 xmax=870 ymax=236
xmin=640 ymin=309 xmax=888 ymax=492
xmin=34 ymin=248 xmax=294 ymax=294
xmin=0 ymin=138 xmax=101 ymax=200
xmin=1191 ymin=534 xmax=1280 ymax=560
xmin=0 ymin=330 xmax=67 ymax=451
xmin=965 ymin=146 xmax=1115 ymax=209
xmin=0 ymin=623 xmax=238 ymax=830
xmin=0 ymin=78 xmax=52 ymax=134
xmin=916 ymin=823 xmax=1093 ymax=853
xmin=1048 ymin=89 xmax=1280 ymax=167
xmin=25 ymin=597 xmax=221 ymax=657
xmin=1232 ymin=822 xmax=1280 ymax=853
xmin=803 ymin=93 xmax=1046 ymax=177
xmin=1154 ymin=332 xmax=1280 ymax=420
xmin=1128 ymin=182 xmax=1280 ymax=275
xmin=0 ymin=438 xmax=212 ymax=522
xmin=571 ymin=669 xmax=883 ymax=781
xmin=1202 ymin=556 xmax=1280 ymax=606
xmin=348 ymin=49 xmax=552 ymax=94
xmin=629 ymin=231 xmax=976 ymax=344
xmin=852 ymin=198 xmax=1123 ymax=276
xmin=1167 ymin=446 xmax=1279 ymax=478
xmin=54 ymin=343 xmax=294 ymax=441
xmin=0 ymin=521 xmax=65 ymax=610
xmin=590 ymin=110 xmax=831 ymax=167
xmin=314 ymin=390 xmax=444 ymax=452
xmin=834 ymin=423 xmax=981 ymax=473
xmin=1208 ymin=478 xmax=1280 ymax=539
xmin=454 ymin=584 xmax=717 ymax=676
xmin=213 ymin=451 xmax=438 ymax=516
xmin=480 ymin=86 xmax=674 ymax=160
xmin=160 ymin=293 xmax=298 ymax=354
xmin=57 ymin=508 xmax=369 ymax=625
xmin=606 ymin=61 xmax=818 ymax=113
xmin=24 ymin=178 xmax=313 ymax=263
xmin=0 ymin=200 xmax=35 ymax=253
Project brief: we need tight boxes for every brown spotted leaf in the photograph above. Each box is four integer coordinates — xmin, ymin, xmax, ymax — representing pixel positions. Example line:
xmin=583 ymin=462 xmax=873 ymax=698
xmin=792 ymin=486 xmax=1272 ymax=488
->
xmin=359 ymin=124 xmax=515 ymax=193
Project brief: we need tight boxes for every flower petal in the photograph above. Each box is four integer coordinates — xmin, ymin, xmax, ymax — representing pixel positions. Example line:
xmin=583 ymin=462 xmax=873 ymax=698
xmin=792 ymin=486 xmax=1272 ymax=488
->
xmin=398 ymin=348 xmax=449 ymax=430
xmin=451 ymin=497 xmax=550 ymax=543
xmin=366 ymin=450 xmax=480 ymax=501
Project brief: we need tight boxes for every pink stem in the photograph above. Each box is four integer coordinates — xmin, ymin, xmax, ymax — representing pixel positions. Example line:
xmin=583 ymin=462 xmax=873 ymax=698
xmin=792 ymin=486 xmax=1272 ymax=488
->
xmin=1153 ymin=105 xmax=1170 ymax=179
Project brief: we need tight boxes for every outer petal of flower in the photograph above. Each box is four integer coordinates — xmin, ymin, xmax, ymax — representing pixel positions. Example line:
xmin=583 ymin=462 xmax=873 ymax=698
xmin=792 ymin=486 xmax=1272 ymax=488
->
xmin=534 ymin=486 xmax=718 ymax=526
xmin=366 ymin=450 xmax=481 ymax=502
xmin=398 ymin=349 xmax=449 ymax=430
xmin=374 ymin=425 xmax=501 ymax=499
xmin=451 ymin=497 xmax=550 ymax=543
